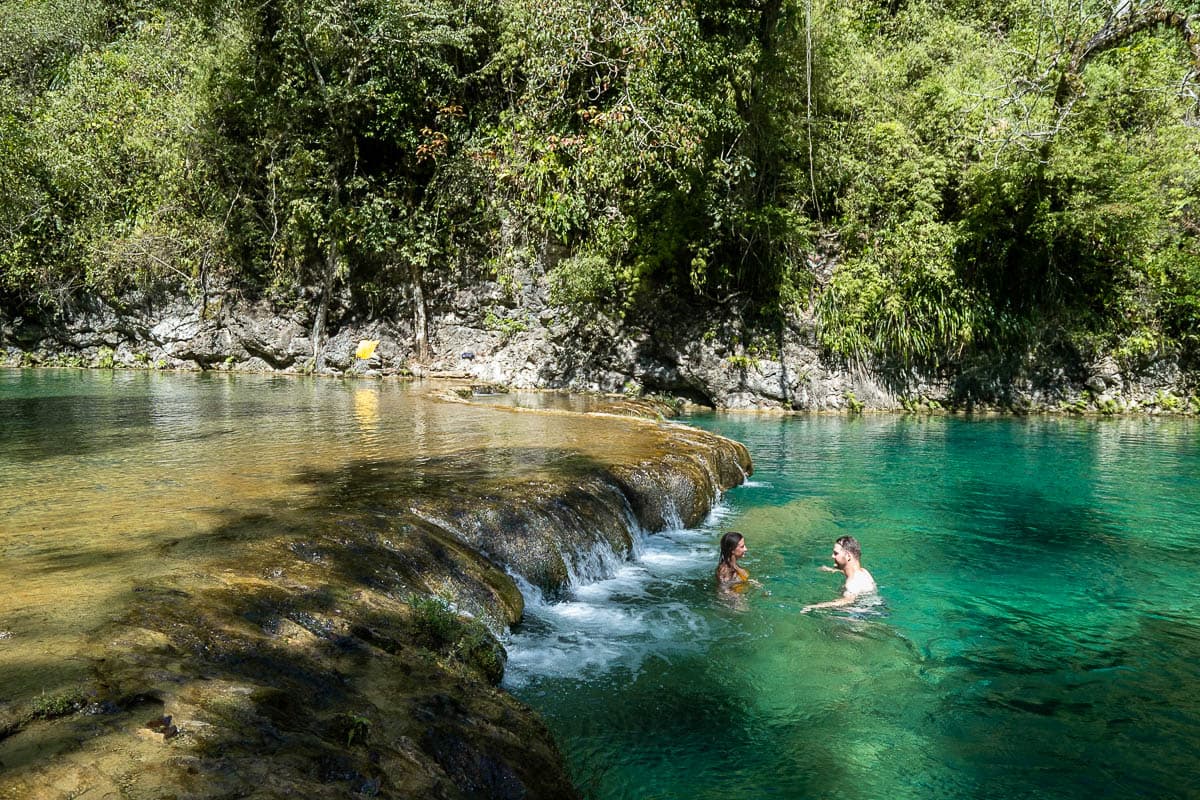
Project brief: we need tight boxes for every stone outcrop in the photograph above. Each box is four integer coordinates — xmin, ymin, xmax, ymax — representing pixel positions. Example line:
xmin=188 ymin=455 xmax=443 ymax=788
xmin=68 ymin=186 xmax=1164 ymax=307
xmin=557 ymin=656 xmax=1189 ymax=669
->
xmin=0 ymin=397 xmax=751 ymax=799
xmin=1 ymin=271 xmax=1196 ymax=413
xmin=412 ymin=413 xmax=752 ymax=597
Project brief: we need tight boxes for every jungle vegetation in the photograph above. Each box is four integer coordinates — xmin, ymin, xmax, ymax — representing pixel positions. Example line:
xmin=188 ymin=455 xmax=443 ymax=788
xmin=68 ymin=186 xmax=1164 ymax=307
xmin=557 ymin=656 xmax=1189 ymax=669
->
xmin=1 ymin=0 xmax=1198 ymax=373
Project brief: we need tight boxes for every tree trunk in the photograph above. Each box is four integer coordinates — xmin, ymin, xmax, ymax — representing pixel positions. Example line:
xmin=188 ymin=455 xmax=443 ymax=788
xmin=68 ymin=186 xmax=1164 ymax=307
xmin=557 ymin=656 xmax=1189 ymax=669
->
xmin=311 ymin=239 xmax=340 ymax=370
xmin=409 ymin=261 xmax=430 ymax=362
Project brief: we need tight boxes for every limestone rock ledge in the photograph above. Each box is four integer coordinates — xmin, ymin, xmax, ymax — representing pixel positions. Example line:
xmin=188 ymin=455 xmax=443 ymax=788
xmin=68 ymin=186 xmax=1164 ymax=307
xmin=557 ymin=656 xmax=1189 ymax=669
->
xmin=4 ymin=288 xmax=1197 ymax=413
xmin=0 ymin=403 xmax=751 ymax=800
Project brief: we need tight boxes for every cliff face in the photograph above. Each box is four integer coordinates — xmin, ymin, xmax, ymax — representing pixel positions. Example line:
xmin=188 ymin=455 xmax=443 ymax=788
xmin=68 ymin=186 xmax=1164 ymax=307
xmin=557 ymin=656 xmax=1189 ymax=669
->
xmin=0 ymin=396 xmax=751 ymax=799
xmin=1 ymin=274 xmax=1196 ymax=414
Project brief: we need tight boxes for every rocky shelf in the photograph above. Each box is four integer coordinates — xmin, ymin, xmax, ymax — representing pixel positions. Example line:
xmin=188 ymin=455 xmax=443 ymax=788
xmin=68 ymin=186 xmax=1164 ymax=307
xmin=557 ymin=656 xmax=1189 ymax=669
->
xmin=0 ymin=397 xmax=751 ymax=799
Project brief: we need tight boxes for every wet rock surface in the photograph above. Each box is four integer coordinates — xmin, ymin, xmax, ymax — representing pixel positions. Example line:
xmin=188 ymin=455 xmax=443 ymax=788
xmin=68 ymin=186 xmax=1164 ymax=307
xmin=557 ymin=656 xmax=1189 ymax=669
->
xmin=0 ymin=397 xmax=750 ymax=799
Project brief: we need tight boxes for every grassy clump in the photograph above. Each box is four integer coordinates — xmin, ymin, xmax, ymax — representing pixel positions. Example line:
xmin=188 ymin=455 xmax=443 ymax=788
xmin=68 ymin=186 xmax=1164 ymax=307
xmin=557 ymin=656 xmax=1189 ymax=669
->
xmin=409 ymin=594 xmax=506 ymax=685
xmin=29 ymin=688 xmax=88 ymax=720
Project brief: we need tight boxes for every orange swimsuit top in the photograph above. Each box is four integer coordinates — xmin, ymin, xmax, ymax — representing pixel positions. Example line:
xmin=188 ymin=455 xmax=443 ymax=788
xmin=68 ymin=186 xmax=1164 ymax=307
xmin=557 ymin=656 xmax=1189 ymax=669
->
xmin=718 ymin=563 xmax=749 ymax=589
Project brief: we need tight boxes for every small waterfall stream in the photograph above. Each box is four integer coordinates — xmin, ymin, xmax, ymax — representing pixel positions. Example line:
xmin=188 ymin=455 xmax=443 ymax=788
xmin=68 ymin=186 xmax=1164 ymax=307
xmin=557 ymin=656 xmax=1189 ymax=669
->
xmin=504 ymin=501 xmax=736 ymax=688
xmin=497 ymin=412 xmax=1200 ymax=800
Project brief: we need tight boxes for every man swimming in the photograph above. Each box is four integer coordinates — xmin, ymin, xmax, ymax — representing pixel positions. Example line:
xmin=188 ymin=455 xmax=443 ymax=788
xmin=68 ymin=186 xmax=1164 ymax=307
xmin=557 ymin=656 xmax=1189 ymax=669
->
xmin=801 ymin=535 xmax=876 ymax=612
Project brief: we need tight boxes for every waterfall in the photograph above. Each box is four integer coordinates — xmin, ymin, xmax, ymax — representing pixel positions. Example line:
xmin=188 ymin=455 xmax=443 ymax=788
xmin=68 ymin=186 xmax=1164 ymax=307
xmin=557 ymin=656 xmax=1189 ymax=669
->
xmin=398 ymin=427 xmax=751 ymax=688
xmin=502 ymin=500 xmax=739 ymax=688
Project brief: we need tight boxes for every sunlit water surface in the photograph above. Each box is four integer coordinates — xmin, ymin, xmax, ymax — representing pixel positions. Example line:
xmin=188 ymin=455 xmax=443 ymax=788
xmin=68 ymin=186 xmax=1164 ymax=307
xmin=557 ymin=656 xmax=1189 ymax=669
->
xmin=0 ymin=370 xmax=667 ymax=701
xmin=4 ymin=370 xmax=1199 ymax=799
xmin=504 ymin=412 xmax=1200 ymax=800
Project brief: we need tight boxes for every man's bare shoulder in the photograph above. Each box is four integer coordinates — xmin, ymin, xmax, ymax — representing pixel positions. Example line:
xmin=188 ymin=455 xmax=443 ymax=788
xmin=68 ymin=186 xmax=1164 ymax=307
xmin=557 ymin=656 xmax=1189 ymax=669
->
xmin=845 ymin=569 xmax=877 ymax=595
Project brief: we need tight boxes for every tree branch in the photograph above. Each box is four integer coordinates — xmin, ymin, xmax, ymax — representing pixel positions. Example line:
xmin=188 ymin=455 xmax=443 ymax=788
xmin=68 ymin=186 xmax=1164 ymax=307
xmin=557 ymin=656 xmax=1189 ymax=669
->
xmin=1055 ymin=3 xmax=1200 ymax=111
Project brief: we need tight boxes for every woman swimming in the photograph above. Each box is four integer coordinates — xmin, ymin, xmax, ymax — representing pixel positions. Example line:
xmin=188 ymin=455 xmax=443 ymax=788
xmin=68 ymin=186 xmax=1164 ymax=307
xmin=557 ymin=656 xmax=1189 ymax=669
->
xmin=716 ymin=531 xmax=749 ymax=588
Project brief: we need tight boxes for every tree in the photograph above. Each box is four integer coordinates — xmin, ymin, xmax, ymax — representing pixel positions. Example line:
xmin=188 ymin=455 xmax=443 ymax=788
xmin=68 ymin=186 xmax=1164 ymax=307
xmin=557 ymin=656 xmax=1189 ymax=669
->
xmin=1 ymin=7 xmax=228 ymax=312
xmin=211 ymin=0 xmax=495 ymax=364
xmin=471 ymin=0 xmax=819 ymax=318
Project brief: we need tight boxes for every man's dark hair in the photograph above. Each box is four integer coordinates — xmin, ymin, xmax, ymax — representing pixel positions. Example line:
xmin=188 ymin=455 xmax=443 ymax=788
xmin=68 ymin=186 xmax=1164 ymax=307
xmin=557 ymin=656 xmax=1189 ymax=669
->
xmin=835 ymin=535 xmax=862 ymax=561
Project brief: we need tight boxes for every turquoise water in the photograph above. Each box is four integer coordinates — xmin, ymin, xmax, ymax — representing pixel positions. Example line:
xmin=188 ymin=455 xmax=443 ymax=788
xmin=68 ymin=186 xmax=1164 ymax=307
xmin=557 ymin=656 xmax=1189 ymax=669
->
xmin=505 ymin=414 xmax=1200 ymax=800
xmin=4 ymin=369 xmax=1198 ymax=797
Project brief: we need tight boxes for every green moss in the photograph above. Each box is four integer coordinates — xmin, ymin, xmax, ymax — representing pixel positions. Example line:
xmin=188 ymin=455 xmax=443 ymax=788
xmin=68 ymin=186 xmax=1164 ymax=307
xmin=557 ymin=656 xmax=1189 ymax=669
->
xmin=29 ymin=688 xmax=87 ymax=720
xmin=410 ymin=594 xmax=461 ymax=645
xmin=408 ymin=594 xmax=506 ymax=684
xmin=1154 ymin=391 xmax=1182 ymax=412
xmin=96 ymin=347 xmax=115 ymax=370
xmin=725 ymin=355 xmax=757 ymax=371
xmin=483 ymin=311 xmax=528 ymax=342
xmin=200 ymin=297 xmax=223 ymax=321
xmin=1064 ymin=398 xmax=1089 ymax=415
xmin=334 ymin=712 xmax=372 ymax=747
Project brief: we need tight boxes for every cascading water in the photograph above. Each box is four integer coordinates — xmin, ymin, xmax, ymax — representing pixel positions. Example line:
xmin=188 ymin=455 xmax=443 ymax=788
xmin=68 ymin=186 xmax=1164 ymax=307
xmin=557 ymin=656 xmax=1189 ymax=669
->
xmin=0 ymin=370 xmax=753 ymax=800
xmin=503 ymin=500 xmax=738 ymax=688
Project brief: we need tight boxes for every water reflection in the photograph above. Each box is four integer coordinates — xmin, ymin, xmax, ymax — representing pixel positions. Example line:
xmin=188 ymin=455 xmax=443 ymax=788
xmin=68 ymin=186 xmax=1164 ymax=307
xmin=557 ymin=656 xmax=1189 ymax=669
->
xmin=352 ymin=385 xmax=380 ymax=428
xmin=351 ymin=384 xmax=384 ymax=462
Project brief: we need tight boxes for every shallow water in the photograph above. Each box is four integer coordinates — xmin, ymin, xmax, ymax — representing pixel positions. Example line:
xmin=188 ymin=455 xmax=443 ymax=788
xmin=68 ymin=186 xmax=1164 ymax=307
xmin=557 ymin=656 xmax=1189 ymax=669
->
xmin=0 ymin=369 xmax=669 ymax=702
xmin=504 ymin=413 xmax=1200 ymax=800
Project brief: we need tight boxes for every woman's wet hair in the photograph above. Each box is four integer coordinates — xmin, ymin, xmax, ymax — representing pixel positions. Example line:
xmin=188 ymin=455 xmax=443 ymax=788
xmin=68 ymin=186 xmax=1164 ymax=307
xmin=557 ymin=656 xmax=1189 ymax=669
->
xmin=719 ymin=531 xmax=745 ymax=566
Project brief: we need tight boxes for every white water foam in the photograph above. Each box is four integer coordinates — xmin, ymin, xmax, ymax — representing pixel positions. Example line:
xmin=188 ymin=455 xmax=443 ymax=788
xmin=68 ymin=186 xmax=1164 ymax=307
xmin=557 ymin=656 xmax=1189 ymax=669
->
xmin=503 ymin=500 xmax=735 ymax=688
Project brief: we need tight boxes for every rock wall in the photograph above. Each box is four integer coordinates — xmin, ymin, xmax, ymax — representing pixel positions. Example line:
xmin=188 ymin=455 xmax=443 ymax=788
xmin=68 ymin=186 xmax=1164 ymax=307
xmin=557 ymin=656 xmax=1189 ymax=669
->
xmin=1 ymin=274 xmax=1197 ymax=414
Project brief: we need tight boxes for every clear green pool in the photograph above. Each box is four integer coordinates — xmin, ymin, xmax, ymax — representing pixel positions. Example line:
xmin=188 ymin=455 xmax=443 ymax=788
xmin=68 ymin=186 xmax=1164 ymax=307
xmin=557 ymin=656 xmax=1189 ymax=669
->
xmin=4 ymin=369 xmax=1197 ymax=798
xmin=505 ymin=413 xmax=1200 ymax=800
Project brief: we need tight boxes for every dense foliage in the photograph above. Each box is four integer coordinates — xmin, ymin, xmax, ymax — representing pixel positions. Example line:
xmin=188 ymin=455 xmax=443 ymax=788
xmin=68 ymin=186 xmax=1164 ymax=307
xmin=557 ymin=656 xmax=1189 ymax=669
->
xmin=1 ymin=0 xmax=1198 ymax=373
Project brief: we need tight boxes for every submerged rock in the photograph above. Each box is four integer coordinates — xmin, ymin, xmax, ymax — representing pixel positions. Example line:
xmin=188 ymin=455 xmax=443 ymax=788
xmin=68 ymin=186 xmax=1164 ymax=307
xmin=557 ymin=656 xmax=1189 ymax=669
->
xmin=0 ymin=396 xmax=751 ymax=799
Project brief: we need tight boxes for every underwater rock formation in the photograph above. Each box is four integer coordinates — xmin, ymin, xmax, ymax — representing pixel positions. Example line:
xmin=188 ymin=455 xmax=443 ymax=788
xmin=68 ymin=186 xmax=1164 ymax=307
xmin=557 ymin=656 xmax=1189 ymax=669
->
xmin=0 ymin=398 xmax=750 ymax=799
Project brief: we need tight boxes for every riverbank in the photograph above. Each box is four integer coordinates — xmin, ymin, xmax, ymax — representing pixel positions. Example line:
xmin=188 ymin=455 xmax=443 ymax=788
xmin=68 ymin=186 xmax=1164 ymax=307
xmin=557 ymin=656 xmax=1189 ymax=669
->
xmin=3 ymin=288 xmax=1196 ymax=416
